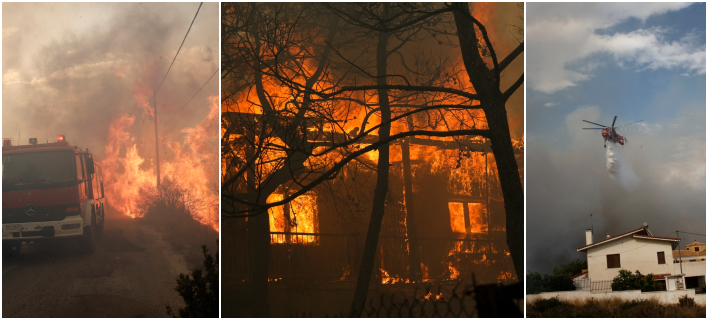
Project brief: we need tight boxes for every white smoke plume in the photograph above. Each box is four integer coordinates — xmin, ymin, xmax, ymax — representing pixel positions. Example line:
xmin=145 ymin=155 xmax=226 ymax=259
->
xmin=606 ymin=142 xmax=639 ymax=190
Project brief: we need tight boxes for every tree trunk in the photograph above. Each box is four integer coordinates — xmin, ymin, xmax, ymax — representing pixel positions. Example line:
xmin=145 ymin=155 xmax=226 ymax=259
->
xmin=402 ymin=119 xmax=422 ymax=282
xmin=350 ymin=9 xmax=391 ymax=317
xmin=451 ymin=3 xmax=524 ymax=280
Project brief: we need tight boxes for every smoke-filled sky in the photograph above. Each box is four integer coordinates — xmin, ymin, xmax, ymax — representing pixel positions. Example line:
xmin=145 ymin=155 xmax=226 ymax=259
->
xmin=527 ymin=3 xmax=706 ymax=274
xmin=2 ymin=2 xmax=218 ymax=161
xmin=471 ymin=2 xmax=525 ymax=138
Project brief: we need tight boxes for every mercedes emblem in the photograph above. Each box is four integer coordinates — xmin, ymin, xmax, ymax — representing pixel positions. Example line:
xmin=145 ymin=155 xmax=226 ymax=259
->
xmin=24 ymin=203 xmax=37 ymax=216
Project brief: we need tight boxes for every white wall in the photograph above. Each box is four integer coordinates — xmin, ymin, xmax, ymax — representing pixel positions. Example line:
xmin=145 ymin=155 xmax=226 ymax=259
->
xmin=527 ymin=289 xmax=704 ymax=306
xmin=586 ymin=238 xmax=674 ymax=282
xmin=673 ymin=260 xmax=706 ymax=278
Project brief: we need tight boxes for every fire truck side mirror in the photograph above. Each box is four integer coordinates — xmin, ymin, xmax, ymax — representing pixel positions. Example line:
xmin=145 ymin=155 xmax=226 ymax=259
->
xmin=85 ymin=155 xmax=95 ymax=175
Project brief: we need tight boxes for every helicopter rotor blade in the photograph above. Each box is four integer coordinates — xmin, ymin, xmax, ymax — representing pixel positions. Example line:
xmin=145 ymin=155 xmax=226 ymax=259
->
xmin=616 ymin=119 xmax=644 ymax=128
xmin=611 ymin=116 xmax=617 ymax=128
xmin=582 ymin=128 xmax=604 ymax=129
xmin=582 ymin=120 xmax=607 ymax=127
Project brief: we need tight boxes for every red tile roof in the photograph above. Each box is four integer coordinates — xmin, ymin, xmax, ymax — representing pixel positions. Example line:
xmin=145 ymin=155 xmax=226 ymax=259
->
xmin=633 ymin=234 xmax=680 ymax=242
xmin=570 ymin=270 xmax=588 ymax=279
xmin=577 ymin=227 xmax=679 ymax=252
xmin=651 ymin=273 xmax=671 ymax=280
xmin=577 ymin=227 xmax=647 ymax=252
xmin=673 ymin=248 xmax=707 ymax=258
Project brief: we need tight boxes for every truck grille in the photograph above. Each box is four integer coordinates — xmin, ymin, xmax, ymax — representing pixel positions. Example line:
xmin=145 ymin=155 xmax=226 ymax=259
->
xmin=2 ymin=205 xmax=77 ymax=224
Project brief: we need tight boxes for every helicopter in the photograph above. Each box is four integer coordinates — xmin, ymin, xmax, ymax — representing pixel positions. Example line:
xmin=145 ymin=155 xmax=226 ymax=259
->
xmin=582 ymin=116 xmax=642 ymax=148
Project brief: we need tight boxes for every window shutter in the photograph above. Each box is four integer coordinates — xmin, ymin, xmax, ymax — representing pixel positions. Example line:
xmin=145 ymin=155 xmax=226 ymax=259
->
xmin=607 ymin=254 xmax=620 ymax=268
xmin=657 ymin=252 xmax=665 ymax=264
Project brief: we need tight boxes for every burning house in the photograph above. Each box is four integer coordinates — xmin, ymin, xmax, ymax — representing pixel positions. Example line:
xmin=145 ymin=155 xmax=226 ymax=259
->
xmin=220 ymin=2 xmax=525 ymax=316
xmin=222 ymin=111 xmax=523 ymax=285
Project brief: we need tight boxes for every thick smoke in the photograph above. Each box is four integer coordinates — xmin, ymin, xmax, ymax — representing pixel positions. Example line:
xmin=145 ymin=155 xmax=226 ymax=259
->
xmin=2 ymin=3 xmax=219 ymax=228
xmin=605 ymin=142 xmax=639 ymax=190
xmin=527 ymin=106 xmax=705 ymax=274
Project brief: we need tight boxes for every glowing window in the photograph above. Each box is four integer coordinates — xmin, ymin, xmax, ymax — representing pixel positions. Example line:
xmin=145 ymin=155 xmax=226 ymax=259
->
xmin=448 ymin=202 xmax=466 ymax=233
xmin=267 ymin=193 xmax=319 ymax=244
xmin=468 ymin=203 xmax=488 ymax=234
xmin=448 ymin=201 xmax=488 ymax=234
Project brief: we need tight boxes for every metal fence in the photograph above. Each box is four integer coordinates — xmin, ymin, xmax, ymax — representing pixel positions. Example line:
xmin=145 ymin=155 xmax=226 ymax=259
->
xmin=575 ymin=279 xmax=613 ymax=293
xmin=223 ymin=232 xmax=509 ymax=284
xmin=287 ymin=281 xmax=523 ymax=318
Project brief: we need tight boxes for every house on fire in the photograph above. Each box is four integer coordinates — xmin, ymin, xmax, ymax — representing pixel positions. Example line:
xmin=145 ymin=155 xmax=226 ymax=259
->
xmin=222 ymin=112 xmax=523 ymax=285
xmin=573 ymin=225 xmax=706 ymax=292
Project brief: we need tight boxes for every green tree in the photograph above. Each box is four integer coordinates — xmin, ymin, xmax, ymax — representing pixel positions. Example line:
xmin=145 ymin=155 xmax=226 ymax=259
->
xmin=611 ymin=270 xmax=661 ymax=292
xmin=527 ymin=271 xmax=544 ymax=294
xmin=543 ymin=273 xmax=576 ymax=292
xmin=552 ymin=259 xmax=587 ymax=278
xmin=167 ymin=245 xmax=219 ymax=318
xmin=527 ymin=259 xmax=587 ymax=293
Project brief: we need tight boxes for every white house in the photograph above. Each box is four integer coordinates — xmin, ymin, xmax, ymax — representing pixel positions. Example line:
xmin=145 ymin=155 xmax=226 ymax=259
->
xmin=576 ymin=225 xmax=686 ymax=291
xmin=673 ymin=241 xmax=706 ymax=291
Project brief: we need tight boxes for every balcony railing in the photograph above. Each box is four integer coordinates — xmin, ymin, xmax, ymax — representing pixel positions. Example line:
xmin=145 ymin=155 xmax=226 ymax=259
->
xmin=223 ymin=231 xmax=512 ymax=284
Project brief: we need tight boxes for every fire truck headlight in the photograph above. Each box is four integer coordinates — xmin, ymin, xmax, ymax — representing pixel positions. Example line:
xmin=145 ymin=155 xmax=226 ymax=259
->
xmin=61 ymin=224 xmax=81 ymax=230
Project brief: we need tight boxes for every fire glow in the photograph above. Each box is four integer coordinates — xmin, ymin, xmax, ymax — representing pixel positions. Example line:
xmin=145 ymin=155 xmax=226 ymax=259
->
xmin=221 ymin=2 xmax=523 ymax=286
xmin=267 ymin=193 xmax=319 ymax=244
xmin=100 ymin=92 xmax=219 ymax=231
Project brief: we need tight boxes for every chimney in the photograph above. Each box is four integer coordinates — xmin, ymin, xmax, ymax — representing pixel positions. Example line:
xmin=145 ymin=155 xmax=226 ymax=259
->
xmin=586 ymin=229 xmax=593 ymax=245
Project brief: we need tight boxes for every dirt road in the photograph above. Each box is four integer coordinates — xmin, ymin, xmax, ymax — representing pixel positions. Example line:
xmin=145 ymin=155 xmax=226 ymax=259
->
xmin=2 ymin=212 xmax=191 ymax=317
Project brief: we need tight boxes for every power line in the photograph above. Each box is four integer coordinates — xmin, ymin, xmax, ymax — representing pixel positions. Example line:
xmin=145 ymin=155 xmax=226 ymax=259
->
xmin=156 ymin=2 xmax=203 ymax=94
xmin=677 ymin=230 xmax=706 ymax=237
xmin=167 ymin=68 xmax=218 ymax=122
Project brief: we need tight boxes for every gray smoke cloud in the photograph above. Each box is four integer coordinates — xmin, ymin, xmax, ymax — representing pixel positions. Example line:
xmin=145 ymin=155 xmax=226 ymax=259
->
xmin=2 ymin=2 xmax=218 ymax=162
xmin=527 ymin=105 xmax=706 ymax=274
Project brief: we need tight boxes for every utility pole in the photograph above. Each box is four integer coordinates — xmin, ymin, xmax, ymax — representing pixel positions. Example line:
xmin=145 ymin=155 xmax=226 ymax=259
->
xmin=676 ymin=230 xmax=683 ymax=275
xmin=154 ymin=91 xmax=160 ymax=188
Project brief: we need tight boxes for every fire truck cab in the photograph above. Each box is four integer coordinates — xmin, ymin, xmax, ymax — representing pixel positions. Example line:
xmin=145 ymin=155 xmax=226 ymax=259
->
xmin=2 ymin=136 xmax=106 ymax=255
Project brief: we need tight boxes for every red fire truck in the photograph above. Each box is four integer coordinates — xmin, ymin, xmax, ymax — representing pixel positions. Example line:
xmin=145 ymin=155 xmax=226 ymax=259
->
xmin=2 ymin=135 xmax=106 ymax=255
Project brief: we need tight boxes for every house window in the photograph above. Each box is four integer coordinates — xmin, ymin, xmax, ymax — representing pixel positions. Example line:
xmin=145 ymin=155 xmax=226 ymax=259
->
xmin=607 ymin=254 xmax=621 ymax=268
xmin=448 ymin=202 xmax=487 ymax=234
xmin=657 ymin=252 xmax=665 ymax=264
xmin=695 ymin=247 xmax=700 ymax=252
xmin=267 ymin=193 xmax=319 ymax=244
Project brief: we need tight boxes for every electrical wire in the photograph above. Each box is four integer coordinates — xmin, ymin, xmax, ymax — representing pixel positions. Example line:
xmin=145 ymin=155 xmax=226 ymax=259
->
xmin=677 ymin=231 xmax=706 ymax=237
xmin=167 ymin=68 xmax=218 ymax=122
xmin=155 ymin=2 xmax=203 ymax=94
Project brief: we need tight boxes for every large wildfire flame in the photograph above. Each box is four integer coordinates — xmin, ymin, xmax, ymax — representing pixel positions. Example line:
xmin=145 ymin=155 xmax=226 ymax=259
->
xmin=100 ymin=70 xmax=219 ymax=231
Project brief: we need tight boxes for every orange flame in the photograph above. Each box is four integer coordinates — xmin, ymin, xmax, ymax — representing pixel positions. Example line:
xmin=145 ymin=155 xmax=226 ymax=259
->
xmin=100 ymin=72 xmax=219 ymax=231
xmin=267 ymin=193 xmax=319 ymax=244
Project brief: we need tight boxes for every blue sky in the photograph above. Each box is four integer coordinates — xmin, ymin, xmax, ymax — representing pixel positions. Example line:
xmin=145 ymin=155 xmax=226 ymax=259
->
xmin=526 ymin=3 xmax=706 ymax=274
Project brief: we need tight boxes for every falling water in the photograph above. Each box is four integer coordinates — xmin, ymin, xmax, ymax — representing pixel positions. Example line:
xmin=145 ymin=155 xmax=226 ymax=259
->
xmin=606 ymin=142 xmax=639 ymax=190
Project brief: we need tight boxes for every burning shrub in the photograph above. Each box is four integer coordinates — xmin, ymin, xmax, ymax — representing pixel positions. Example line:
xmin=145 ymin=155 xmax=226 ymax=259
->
xmin=136 ymin=178 xmax=203 ymax=223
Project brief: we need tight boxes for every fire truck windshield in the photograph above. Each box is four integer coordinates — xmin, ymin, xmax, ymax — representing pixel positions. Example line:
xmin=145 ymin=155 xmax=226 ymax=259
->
xmin=2 ymin=150 xmax=78 ymax=191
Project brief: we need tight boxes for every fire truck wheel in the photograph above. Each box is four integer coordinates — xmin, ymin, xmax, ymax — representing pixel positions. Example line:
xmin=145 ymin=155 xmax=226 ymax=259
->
xmin=80 ymin=214 xmax=96 ymax=254
xmin=2 ymin=241 xmax=22 ymax=257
